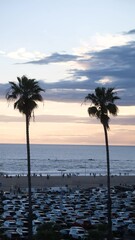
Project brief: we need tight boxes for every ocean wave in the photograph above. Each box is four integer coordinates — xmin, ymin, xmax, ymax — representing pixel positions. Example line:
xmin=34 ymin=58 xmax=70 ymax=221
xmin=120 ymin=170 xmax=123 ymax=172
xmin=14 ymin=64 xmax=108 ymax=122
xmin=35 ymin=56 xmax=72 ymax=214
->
xmin=0 ymin=144 xmax=134 ymax=176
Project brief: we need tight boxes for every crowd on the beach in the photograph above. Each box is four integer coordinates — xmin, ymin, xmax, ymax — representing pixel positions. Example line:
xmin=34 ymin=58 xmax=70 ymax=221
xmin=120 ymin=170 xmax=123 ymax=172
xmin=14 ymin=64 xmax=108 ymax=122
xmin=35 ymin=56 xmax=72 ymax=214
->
xmin=1 ymin=171 xmax=131 ymax=179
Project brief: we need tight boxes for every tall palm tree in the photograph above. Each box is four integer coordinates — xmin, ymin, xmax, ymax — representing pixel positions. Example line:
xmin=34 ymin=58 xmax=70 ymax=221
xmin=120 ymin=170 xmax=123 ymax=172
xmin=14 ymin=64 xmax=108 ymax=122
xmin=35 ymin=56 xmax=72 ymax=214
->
xmin=6 ymin=75 xmax=44 ymax=240
xmin=85 ymin=87 xmax=120 ymax=240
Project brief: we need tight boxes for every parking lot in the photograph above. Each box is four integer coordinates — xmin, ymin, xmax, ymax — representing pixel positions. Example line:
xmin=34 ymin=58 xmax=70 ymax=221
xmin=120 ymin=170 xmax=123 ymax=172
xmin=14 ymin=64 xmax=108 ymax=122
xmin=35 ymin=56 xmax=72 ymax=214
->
xmin=0 ymin=185 xmax=135 ymax=239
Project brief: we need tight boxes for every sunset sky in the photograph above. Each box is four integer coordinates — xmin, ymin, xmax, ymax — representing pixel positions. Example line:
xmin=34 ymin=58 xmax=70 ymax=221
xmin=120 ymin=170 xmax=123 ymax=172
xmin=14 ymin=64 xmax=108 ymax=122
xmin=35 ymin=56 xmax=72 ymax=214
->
xmin=0 ymin=0 xmax=135 ymax=145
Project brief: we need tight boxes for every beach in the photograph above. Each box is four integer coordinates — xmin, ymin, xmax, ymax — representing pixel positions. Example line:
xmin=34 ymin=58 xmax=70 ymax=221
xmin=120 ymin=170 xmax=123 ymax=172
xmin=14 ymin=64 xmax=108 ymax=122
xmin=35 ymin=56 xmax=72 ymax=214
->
xmin=0 ymin=175 xmax=135 ymax=191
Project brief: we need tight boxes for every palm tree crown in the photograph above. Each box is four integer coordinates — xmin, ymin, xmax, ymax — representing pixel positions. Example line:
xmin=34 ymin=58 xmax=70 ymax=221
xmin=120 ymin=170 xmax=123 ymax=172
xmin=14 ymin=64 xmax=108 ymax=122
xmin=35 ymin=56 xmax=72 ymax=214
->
xmin=85 ymin=87 xmax=120 ymax=129
xmin=6 ymin=75 xmax=44 ymax=121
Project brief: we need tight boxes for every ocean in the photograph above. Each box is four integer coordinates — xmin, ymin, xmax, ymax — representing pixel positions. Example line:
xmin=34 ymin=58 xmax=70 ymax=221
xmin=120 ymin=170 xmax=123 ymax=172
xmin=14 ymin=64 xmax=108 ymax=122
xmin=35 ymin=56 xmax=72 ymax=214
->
xmin=0 ymin=144 xmax=134 ymax=176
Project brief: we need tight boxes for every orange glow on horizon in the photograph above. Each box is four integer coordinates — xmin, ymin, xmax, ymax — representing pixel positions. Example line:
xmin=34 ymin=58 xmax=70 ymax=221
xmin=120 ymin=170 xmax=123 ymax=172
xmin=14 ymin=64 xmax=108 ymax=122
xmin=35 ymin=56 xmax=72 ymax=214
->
xmin=0 ymin=99 xmax=134 ymax=145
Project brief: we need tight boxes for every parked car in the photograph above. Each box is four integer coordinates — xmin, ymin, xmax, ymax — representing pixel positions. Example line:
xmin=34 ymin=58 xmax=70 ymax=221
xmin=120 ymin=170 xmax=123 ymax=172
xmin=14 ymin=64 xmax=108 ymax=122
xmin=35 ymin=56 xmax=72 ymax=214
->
xmin=128 ymin=223 xmax=135 ymax=233
xmin=69 ymin=226 xmax=88 ymax=239
xmin=60 ymin=228 xmax=70 ymax=237
xmin=16 ymin=227 xmax=29 ymax=237
xmin=4 ymin=230 xmax=20 ymax=239
xmin=16 ymin=218 xmax=28 ymax=226
xmin=75 ymin=219 xmax=91 ymax=229
xmin=3 ymin=220 xmax=16 ymax=230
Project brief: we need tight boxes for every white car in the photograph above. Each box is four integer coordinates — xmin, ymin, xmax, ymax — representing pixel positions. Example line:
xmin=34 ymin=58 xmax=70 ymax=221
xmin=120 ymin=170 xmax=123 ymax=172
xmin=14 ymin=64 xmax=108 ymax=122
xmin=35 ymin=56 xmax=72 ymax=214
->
xmin=16 ymin=218 xmax=28 ymax=226
xmin=128 ymin=223 xmax=135 ymax=233
xmin=69 ymin=226 xmax=88 ymax=239
xmin=16 ymin=227 xmax=29 ymax=237
xmin=32 ymin=219 xmax=42 ymax=227
xmin=3 ymin=220 xmax=16 ymax=230
xmin=2 ymin=211 xmax=13 ymax=219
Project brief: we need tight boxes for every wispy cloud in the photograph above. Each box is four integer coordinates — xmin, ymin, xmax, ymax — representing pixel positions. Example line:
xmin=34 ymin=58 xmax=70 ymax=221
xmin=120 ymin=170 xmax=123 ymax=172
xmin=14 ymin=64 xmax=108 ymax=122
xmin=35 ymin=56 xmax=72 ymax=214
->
xmin=73 ymin=33 xmax=131 ymax=55
xmin=0 ymin=113 xmax=134 ymax=126
xmin=7 ymin=48 xmax=46 ymax=61
xmin=3 ymin=48 xmax=79 ymax=63
xmin=0 ymin=50 xmax=5 ymax=55
xmin=24 ymin=52 xmax=79 ymax=65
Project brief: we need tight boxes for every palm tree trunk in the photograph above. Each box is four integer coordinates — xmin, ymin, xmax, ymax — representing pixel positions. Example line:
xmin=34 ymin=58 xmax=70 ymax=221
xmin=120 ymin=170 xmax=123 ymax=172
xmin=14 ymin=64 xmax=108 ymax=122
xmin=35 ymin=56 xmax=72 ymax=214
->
xmin=26 ymin=114 xmax=33 ymax=240
xmin=103 ymin=124 xmax=112 ymax=240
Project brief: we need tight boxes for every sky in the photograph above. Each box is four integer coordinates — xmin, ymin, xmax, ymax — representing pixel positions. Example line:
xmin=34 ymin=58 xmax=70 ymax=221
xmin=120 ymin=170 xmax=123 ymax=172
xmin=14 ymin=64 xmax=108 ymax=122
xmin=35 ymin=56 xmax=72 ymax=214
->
xmin=0 ymin=0 xmax=135 ymax=145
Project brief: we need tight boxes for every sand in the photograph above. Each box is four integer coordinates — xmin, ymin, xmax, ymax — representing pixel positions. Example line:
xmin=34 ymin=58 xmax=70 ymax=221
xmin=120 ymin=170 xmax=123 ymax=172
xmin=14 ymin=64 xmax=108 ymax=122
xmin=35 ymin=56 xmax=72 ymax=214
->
xmin=0 ymin=175 xmax=135 ymax=191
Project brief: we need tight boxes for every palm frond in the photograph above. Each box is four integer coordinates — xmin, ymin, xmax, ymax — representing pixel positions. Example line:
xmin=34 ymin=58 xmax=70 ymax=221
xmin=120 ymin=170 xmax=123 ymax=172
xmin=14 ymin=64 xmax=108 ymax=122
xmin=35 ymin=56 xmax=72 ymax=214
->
xmin=6 ymin=75 xmax=44 ymax=120
xmin=84 ymin=87 xmax=120 ymax=129
xmin=107 ymin=103 xmax=119 ymax=116
xmin=88 ymin=106 xmax=98 ymax=117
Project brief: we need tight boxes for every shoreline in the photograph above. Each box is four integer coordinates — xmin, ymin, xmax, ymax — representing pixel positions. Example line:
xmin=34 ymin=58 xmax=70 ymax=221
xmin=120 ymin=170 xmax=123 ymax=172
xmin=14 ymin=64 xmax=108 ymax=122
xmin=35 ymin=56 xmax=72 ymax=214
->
xmin=0 ymin=175 xmax=135 ymax=191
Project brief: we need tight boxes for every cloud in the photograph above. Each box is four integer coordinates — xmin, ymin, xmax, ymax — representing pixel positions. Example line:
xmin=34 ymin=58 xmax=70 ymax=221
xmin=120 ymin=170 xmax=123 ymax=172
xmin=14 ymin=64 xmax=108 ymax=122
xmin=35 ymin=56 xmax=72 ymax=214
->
xmin=7 ymin=48 xmax=46 ymax=61
xmin=0 ymin=50 xmax=5 ymax=55
xmin=44 ymin=88 xmax=88 ymax=103
xmin=73 ymin=33 xmax=131 ymax=55
xmin=110 ymin=115 xmax=135 ymax=125
xmin=125 ymin=29 xmax=135 ymax=35
xmin=84 ymin=115 xmax=135 ymax=126
xmin=0 ymin=115 xmax=22 ymax=122
xmin=71 ymin=40 xmax=135 ymax=105
xmin=4 ymin=48 xmax=79 ymax=64
xmin=1 ymin=30 xmax=135 ymax=106
xmin=0 ymin=113 xmax=134 ymax=127
xmin=75 ymin=42 xmax=135 ymax=84
xmin=24 ymin=52 xmax=79 ymax=65
xmin=0 ymin=83 xmax=9 ymax=98
xmin=35 ymin=115 xmax=133 ymax=125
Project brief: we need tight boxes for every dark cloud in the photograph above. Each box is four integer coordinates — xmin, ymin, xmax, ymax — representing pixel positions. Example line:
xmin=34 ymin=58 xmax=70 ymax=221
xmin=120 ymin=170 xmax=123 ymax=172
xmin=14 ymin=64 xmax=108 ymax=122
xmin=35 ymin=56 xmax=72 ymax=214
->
xmin=44 ymin=88 xmax=89 ymax=103
xmin=24 ymin=52 xmax=79 ymax=65
xmin=125 ymin=29 xmax=135 ymax=35
xmin=0 ymin=83 xmax=10 ymax=99
xmin=2 ymin=34 xmax=135 ymax=106
xmin=71 ymin=41 xmax=135 ymax=105
xmin=75 ymin=42 xmax=135 ymax=85
xmin=24 ymin=37 xmax=135 ymax=105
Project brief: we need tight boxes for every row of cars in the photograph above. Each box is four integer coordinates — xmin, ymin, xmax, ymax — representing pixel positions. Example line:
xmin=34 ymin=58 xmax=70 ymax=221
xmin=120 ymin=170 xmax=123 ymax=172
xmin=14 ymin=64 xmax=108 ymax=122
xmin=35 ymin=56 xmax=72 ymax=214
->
xmin=0 ymin=185 xmax=135 ymax=239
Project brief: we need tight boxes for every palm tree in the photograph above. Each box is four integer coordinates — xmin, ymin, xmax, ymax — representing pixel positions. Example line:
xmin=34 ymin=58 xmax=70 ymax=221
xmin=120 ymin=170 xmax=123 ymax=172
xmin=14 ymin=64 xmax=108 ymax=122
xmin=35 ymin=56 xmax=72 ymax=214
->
xmin=85 ymin=87 xmax=120 ymax=240
xmin=6 ymin=75 xmax=44 ymax=240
